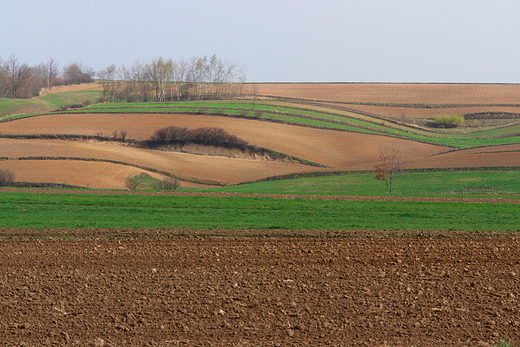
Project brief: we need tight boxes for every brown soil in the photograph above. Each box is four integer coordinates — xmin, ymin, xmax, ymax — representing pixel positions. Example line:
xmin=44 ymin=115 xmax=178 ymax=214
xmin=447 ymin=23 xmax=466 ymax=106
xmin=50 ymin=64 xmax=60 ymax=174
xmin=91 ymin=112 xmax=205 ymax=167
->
xmin=1 ymin=113 xmax=518 ymax=189
xmin=249 ymin=84 xmax=520 ymax=120
xmin=1 ymin=236 xmax=520 ymax=346
xmin=249 ymin=83 xmax=520 ymax=105
xmin=0 ymin=113 xmax=448 ymax=188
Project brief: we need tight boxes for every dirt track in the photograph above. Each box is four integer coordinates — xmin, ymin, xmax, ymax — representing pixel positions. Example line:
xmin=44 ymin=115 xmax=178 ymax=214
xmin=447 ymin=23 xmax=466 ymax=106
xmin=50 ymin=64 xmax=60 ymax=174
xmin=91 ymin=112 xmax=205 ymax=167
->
xmin=1 ymin=237 xmax=520 ymax=346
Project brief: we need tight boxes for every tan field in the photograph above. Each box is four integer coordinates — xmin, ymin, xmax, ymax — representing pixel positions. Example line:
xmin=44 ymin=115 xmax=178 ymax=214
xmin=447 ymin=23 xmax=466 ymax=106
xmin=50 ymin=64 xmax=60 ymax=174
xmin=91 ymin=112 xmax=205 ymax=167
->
xmin=1 ymin=83 xmax=519 ymax=189
xmin=39 ymin=83 xmax=103 ymax=95
xmin=249 ymin=83 xmax=520 ymax=104
xmin=249 ymin=83 xmax=520 ymax=120
xmin=0 ymin=113 xmax=448 ymax=189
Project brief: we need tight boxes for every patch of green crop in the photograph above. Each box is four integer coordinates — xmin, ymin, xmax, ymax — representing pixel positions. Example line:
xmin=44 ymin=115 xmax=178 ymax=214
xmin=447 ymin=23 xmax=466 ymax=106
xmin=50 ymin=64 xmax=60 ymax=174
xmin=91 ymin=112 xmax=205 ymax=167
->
xmin=39 ymin=90 xmax=102 ymax=108
xmin=0 ymin=192 xmax=518 ymax=231
xmin=0 ymin=90 xmax=103 ymax=119
xmin=0 ymin=98 xmax=49 ymax=118
xmin=203 ymin=169 xmax=520 ymax=197
xmin=127 ymin=173 xmax=160 ymax=189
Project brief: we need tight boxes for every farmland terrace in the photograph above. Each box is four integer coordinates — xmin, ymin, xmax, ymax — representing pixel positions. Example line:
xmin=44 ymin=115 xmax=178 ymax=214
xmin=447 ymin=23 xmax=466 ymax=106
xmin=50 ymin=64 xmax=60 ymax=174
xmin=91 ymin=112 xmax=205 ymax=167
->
xmin=1 ymin=82 xmax=519 ymax=189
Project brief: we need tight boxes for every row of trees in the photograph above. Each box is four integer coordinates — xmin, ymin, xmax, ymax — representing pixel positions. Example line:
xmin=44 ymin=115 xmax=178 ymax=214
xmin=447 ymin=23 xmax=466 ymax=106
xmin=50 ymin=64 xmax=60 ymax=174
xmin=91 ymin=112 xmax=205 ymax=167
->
xmin=0 ymin=54 xmax=245 ymax=101
xmin=97 ymin=55 xmax=246 ymax=102
xmin=0 ymin=55 xmax=95 ymax=98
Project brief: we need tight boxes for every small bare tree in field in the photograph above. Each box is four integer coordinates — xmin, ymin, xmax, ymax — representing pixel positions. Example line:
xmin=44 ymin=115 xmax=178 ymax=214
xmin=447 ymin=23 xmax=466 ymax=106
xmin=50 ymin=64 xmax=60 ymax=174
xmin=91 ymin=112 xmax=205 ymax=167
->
xmin=0 ymin=169 xmax=15 ymax=187
xmin=374 ymin=145 xmax=405 ymax=193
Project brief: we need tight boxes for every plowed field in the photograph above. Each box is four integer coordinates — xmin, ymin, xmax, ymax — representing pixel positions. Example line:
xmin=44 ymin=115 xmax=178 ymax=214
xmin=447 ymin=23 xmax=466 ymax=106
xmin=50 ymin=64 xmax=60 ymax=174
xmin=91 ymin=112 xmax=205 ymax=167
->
xmin=249 ymin=83 xmax=520 ymax=120
xmin=2 ymin=113 xmax=519 ymax=188
xmin=2 ymin=237 xmax=520 ymax=346
xmin=0 ymin=113 xmax=449 ymax=188
xmin=249 ymin=83 xmax=520 ymax=105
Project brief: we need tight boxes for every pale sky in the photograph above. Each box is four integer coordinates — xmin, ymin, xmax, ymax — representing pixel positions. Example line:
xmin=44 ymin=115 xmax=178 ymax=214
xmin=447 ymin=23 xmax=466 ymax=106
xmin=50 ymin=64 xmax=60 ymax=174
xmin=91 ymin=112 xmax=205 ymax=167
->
xmin=1 ymin=0 xmax=519 ymax=83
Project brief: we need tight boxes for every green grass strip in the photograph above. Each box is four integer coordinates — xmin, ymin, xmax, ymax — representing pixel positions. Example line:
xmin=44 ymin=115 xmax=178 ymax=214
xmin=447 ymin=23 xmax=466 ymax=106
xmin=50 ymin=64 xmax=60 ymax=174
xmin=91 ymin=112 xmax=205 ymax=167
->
xmin=0 ymin=192 xmax=518 ymax=231
xmin=205 ymin=169 xmax=520 ymax=197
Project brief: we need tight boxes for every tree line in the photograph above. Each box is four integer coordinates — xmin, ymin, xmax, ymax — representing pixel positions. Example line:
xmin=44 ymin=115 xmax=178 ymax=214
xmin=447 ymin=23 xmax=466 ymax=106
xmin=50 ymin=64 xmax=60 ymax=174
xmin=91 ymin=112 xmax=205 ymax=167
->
xmin=97 ymin=55 xmax=246 ymax=102
xmin=0 ymin=54 xmax=245 ymax=101
xmin=0 ymin=55 xmax=95 ymax=98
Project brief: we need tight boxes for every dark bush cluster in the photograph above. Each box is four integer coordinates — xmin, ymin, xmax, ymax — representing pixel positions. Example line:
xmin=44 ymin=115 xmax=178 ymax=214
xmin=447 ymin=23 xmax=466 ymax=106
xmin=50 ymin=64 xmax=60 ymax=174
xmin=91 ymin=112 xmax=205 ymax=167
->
xmin=147 ymin=126 xmax=248 ymax=149
xmin=152 ymin=177 xmax=180 ymax=190
xmin=56 ymin=104 xmax=84 ymax=111
xmin=0 ymin=169 xmax=15 ymax=186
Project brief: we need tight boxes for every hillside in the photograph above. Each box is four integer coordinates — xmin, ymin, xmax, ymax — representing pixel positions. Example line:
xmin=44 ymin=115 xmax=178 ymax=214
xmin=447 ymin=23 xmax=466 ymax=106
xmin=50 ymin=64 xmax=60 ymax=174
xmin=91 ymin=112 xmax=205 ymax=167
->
xmin=0 ymin=83 xmax=519 ymax=189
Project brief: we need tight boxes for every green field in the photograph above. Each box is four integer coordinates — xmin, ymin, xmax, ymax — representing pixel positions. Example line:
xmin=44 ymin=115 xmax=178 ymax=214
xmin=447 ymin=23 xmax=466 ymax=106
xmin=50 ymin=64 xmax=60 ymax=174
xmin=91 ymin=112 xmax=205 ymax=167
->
xmin=203 ymin=169 xmax=520 ymax=197
xmin=0 ymin=192 xmax=518 ymax=231
xmin=0 ymin=90 xmax=102 ymax=118
xmin=2 ymin=167 xmax=519 ymax=232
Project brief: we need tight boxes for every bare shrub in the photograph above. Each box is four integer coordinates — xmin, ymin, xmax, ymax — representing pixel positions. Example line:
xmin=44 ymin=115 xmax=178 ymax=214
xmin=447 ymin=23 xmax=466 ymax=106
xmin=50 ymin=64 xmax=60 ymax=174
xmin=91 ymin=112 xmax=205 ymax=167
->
xmin=150 ymin=126 xmax=189 ymax=144
xmin=147 ymin=126 xmax=247 ymax=149
xmin=153 ymin=177 xmax=180 ymax=190
xmin=189 ymin=127 xmax=248 ymax=149
xmin=125 ymin=177 xmax=141 ymax=190
xmin=0 ymin=169 xmax=15 ymax=187
xmin=374 ymin=145 xmax=405 ymax=193
xmin=120 ymin=130 xmax=128 ymax=142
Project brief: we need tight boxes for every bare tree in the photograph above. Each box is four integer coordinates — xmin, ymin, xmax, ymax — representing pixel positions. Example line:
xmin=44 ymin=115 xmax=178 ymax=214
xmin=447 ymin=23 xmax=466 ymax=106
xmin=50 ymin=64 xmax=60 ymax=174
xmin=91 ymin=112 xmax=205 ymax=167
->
xmin=97 ymin=64 xmax=117 ymax=102
xmin=43 ymin=58 xmax=59 ymax=91
xmin=173 ymin=58 xmax=188 ymax=100
xmin=132 ymin=60 xmax=151 ymax=101
xmin=374 ymin=144 xmax=405 ymax=193
xmin=2 ymin=55 xmax=31 ymax=98
xmin=251 ymin=85 xmax=258 ymax=112
xmin=62 ymin=62 xmax=95 ymax=85
xmin=149 ymin=57 xmax=174 ymax=102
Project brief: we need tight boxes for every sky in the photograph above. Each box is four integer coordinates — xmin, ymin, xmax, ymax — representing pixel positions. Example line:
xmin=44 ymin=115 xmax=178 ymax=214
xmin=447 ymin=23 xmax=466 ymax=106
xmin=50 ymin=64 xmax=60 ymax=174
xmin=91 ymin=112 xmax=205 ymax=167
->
xmin=1 ymin=0 xmax=519 ymax=83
